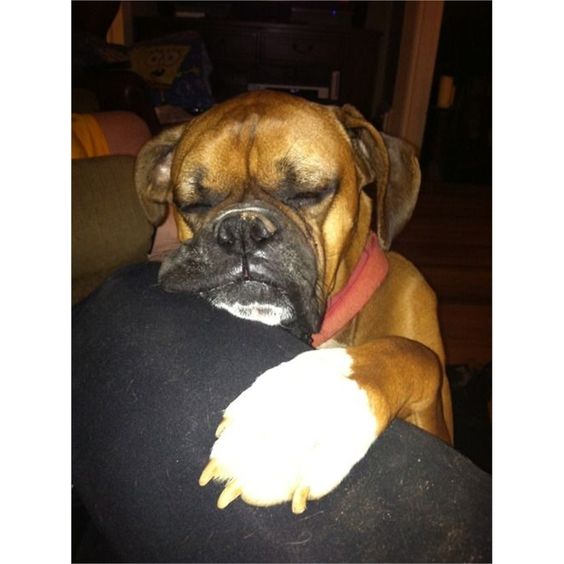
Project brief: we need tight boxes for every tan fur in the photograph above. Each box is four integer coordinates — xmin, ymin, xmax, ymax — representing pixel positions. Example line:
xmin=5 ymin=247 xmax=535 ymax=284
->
xmin=335 ymin=253 xmax=453 ymax=442
xmin=135 ymin=90 xmax=453 ymax=447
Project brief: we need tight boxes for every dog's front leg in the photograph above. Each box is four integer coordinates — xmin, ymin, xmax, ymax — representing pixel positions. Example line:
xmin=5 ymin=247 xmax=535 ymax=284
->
xmin=347 ymin=337 xmax=452 ymax=445
xmin=198 ymin=338 xmax=450 ymax=514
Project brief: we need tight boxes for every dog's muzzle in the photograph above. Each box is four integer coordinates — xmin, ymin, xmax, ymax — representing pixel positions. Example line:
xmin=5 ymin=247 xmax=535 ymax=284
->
xmin=158 ymin=203 xmax=324 ymax=341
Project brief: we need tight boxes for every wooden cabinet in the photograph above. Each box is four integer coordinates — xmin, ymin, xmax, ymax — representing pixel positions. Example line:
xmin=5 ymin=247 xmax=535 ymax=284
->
xmin=205 ymin=28 xmax=258 ymax=62
xmin=261 ymin=31 xmax=342 ymax=64
xmin=132 ymin=17 xmax=383 ymax=118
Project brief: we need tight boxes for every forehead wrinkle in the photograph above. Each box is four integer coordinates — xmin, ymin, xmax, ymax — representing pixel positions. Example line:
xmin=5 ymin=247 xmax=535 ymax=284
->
xmin=175 ymin=118 xmax=258 ymax=192
xmin=216 ymin=112 xmax=261 ymax=190
xmin=262 ymin=110 xmax=341 ymax=163
xmin=250 ymin=124 xmax=336 ymax=191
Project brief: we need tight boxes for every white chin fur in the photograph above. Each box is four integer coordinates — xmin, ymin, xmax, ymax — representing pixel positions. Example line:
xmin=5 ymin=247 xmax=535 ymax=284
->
xmin=206 ymin=348 xmax=378 ymax=507
xmin=211 ymin=299 xmax=292 ymax=326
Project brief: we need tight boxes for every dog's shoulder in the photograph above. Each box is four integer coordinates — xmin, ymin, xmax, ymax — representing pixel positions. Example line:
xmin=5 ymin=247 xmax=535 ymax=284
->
xmin=333 ymin=252 xmax=441 ymax=352
xmin=363 ymin=251 xmax=438 ymax=317
xmin=384 ymin=252 xmax=436 ymax=300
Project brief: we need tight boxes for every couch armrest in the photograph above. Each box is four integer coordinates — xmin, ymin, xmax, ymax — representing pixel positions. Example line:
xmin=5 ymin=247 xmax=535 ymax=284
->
xmin=72 ymin=155 xmax=154 ymax=303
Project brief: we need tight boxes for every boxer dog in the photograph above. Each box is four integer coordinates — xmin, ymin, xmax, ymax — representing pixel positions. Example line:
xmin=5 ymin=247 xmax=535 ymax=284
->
xmin=135 ymin=90 xmax=453 ymax=514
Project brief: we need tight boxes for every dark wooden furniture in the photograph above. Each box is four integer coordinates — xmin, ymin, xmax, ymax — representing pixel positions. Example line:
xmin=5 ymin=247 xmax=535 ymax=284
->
xmin=132 ymin=16 xmax=383 ymax=118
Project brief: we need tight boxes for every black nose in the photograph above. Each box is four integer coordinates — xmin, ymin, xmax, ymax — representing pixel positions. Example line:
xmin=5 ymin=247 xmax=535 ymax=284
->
xmin=215 ymin=212 xmax=278 ymax=254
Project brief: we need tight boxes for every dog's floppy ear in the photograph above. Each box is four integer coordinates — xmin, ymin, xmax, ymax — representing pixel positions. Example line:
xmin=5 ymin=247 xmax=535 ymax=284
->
xmin=336 ymin=104 xmax=421 ymax=250
xmin=134 ymin=123 xmax=187 ymax=225
xmin=376 ymin=133 xmax=421 ymax=250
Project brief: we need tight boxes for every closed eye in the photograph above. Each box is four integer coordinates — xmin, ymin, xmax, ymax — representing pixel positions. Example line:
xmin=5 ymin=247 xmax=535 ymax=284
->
xmin=289 ymin=191 xmax=323 ymax=203
xmin=285 ymin=182 xmax=336 ymax=208
xmin=177 ymin=201 xmax=213 ymax=214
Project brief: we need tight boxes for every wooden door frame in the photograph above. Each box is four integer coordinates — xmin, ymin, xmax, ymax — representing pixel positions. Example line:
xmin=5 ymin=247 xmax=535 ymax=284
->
xmin=383 ymin=1 xmax=444 ymax=153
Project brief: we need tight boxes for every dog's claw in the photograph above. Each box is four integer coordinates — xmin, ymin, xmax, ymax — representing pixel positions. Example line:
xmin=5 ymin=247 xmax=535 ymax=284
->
xmin=215 ymin=418 xmax=229 ymax=438
xmin=198 ymin=460 xmax=217 ymax=486
xmin=291 ymin=485 xmax=310 ymax=514
xmin=217 ymin=481 xmax=242 ymax=509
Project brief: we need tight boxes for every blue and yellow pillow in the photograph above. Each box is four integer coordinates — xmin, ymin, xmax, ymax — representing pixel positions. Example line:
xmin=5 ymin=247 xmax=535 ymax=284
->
xmin=130 ymin=31 xmax=214 ymax=113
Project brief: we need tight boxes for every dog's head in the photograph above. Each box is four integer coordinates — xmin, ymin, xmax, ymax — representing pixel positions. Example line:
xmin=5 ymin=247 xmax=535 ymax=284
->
xmin=135 ymin=91 xmax=420 ymax=340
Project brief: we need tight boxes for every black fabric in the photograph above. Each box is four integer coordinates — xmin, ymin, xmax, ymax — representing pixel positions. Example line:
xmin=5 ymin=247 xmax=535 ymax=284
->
xmin=72 ymin=262 xmax=492 ymax=563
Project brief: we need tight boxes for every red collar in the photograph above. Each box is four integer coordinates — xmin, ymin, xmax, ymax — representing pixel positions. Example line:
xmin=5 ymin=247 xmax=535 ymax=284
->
xmin=311 ymin=232 xmax=389 ymax=347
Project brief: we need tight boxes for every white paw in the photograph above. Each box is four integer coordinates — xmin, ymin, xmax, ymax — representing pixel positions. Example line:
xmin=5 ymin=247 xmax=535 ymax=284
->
xmin=199 ymin=348 xmax=377 ymax=513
